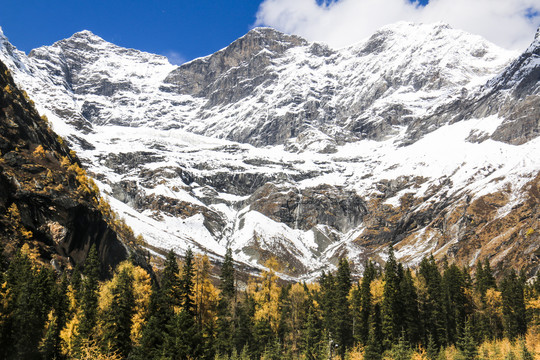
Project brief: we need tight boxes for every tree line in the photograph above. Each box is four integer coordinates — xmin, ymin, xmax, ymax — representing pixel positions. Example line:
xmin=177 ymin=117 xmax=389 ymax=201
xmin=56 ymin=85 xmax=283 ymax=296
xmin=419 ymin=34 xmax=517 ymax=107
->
xmin=0 ymin=243 xmax=538 ymax=360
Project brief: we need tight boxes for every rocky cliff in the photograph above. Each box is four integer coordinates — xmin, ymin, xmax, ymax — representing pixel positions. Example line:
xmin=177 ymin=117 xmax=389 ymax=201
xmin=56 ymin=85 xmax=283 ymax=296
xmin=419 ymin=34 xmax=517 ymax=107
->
xmin=0 ymin=58 xmax=141 ymax=275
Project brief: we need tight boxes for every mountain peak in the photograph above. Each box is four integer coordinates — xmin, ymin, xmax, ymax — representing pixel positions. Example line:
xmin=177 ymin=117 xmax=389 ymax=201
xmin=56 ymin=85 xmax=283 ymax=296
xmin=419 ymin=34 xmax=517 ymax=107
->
xmin=65 ymin=29 xmax=107 ymax=44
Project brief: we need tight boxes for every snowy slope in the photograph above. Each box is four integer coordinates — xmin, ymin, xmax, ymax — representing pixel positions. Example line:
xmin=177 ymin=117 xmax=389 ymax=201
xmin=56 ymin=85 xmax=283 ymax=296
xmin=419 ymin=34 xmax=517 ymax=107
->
xmin=0 ymin=23 xmax=538 ymax=278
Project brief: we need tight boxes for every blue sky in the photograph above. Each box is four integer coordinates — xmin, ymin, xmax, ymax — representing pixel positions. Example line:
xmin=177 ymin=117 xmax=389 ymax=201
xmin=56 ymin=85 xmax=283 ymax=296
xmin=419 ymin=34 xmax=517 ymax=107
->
xmin=0 ymin=0 xmax=263 ymax=64
xmin=0 ymin=0 xmax=537 ymax=65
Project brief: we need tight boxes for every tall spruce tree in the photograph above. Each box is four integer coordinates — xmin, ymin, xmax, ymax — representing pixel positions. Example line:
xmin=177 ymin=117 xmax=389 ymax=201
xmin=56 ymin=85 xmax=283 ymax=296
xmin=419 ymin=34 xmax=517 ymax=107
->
xmin=500 ymin=270 xmax=527 ymax=339
xmin=382 ymin=245 xmax=402 ymax=349
xmin=400 ymin=268 xmax=421 ymax=345
xmin=39 ymin=273 xmax=69 ymax=359
xmin=220 ymin=247 xmax=235 ymax=299
xmin=101 ymin=267 xmax=135 ymax=357
xmin=334 ymin=257 xmax=353 ymax=358
xmin=3 ymin=251 xmax=54 ymax=359
xmin=136 ymin=249 xmax=180 ymax=359
xmin=78 ymin=245 xmax=100 ymax=342
xmin=457 ymin=318 xmax=478 ymax=360
xmin=418 ymin=256 xmax=447 ymax=348
xmin=357 ymin=260 xmax=376 ymax=345
xmin=442 ymin=263 xmax=469 ymax=345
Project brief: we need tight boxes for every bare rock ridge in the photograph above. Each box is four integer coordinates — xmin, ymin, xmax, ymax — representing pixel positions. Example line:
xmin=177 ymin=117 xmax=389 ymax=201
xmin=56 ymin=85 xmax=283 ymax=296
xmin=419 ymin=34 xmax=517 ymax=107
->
xmin=0 ymin=23 xmax=538 ymax=279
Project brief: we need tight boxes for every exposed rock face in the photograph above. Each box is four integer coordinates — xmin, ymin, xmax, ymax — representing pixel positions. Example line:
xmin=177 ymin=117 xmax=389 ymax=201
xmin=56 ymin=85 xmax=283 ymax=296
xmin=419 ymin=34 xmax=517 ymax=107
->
xmin=0 ymin=59 xmax=131 ymax=275
xmin=247 ymin=183 xmax=367 ymax=232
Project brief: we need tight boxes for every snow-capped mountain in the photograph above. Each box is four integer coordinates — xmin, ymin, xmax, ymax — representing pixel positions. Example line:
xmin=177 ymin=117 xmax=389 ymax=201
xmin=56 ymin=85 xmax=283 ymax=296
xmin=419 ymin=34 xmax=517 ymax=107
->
xmin=0 ymin=22 xmax=538 ymax=279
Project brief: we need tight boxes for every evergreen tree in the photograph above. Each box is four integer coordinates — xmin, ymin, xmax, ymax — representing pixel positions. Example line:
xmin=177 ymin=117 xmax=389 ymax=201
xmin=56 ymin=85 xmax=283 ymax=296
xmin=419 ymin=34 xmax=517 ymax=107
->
xmin=234 ymin=292 xmax=255 ymax=355
xmin=78 ymin=245 xmax=100 ymax=342
xmin=319 ymin=270 xmax=335 ymax=338
xmin=425 ymin=334 xmax=438 ymax=360
xmin=357 ymin=260 xmax=375 ymax=345
xmin=382 ymin=245 xmax=402 ymax=349
xmin=457 ymin=318 xmax=478 ymax=360
xmin=39 ymin=274 xmax=69 ymax=360
xmin=418 ymin=256 xmax=446 ymax=348
xmin=3 ymin=250 xmax=54 ymax=359
xmin=101 ymin=267 xmax=135 ymax=357
xmin=136 ymin=250 xmax=180 ymax=359
xmin=364 ymin=305 xmax=383 ymax=360
xmin=220 ymin=247 xmax=235 ymax=299
xmin=500 ymin=270 xmax=527 ymax=339
xmin=180 ymin=248 xmax=195 ymax=315
xmin=215 ymin=248 xmax=236 ymax=356
xmin=302 ymin=291 xmax=324 ymax=360
xmin=400 ymin=268 xmax=421 ymax=345
xmin=475 ymin=259 xmax=496 ymax=299
xmin=334 ymin=257 xmax=353 ymax=358
xmin=392 ymin=332 xmax=412 ymax=360
xmin=442 ymin=263 xmax=469 ymax=345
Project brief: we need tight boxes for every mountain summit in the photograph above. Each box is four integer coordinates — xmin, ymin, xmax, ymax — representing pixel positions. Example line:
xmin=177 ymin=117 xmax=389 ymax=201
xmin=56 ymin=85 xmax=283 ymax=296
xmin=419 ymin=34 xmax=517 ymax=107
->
xmin=0 ymin=23 xmax=538 ymax=279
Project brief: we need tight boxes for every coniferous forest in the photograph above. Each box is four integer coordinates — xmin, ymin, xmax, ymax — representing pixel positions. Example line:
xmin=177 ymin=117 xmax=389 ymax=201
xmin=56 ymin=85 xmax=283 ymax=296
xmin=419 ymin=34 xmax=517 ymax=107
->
xmin=0 ymin=243 xmax=538 ymax=360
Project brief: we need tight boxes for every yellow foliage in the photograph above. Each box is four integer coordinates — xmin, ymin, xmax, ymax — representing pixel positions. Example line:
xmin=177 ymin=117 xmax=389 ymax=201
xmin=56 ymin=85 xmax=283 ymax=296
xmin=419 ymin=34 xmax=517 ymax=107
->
xmin=526 ymin=227 xmax=535 ymax=237
xmin=60 ymin=313 xmax=80 ymax=356
xmin=33 ymin=145 xmax=46 ymax=158
xmin=194 ymin=254 xmax=220 ymax=332
xmin=265 ymin=256 xmax=282 ymax=272
xmin=20 ymin=243 xmax=40 ymax=262
xmin=485 ymin=288 xmax=503 ymax=316
xmin=346 ymin=345 xmax=364 ymax=360
xmin=78 ymin=339 xmax=122 ymax=360
xmin=250 ymin=259 xmax=281 ymax=331
xmin=370 ymin=278 xmax=384 ymax=305
xmin=411 ymin=346 xmax=428 ymax=360
xmin=7 ymin=203 xmax=33 ymax=240
xmin=60 ymin=156 xmax=71 ymax=168
xmin=130 ymin=265 xmax=152 ymax=344
xmin=97 ymin=261 xmax=152 ymax=345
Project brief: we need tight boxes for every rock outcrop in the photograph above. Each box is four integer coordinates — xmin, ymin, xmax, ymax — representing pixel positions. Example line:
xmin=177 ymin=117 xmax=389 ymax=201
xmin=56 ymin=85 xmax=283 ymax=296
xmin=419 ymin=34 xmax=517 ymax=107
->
xmin=0 ymin=59 xmax=133 ymax=275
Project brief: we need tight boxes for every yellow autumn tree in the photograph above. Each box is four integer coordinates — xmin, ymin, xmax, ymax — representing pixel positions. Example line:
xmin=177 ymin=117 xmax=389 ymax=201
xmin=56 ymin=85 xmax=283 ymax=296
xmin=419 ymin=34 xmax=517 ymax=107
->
xmin=59 ymin=284 xmax=81 ymax=357
xmin=96 ymin=261 xmax=152 ymax=345
xmin=250 ymin=257 xmax=281 ymax=332
xmin=193 ymin=254 xmax=220 ymax=335
xmin=287 ymin=282 xmax=307 ymax=353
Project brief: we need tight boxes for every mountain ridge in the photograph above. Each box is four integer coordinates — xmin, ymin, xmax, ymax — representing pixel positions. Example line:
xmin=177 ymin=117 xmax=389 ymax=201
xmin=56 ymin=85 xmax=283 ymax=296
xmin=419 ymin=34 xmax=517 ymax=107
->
xmin=0 ymin=22 xmax=538 ymax=279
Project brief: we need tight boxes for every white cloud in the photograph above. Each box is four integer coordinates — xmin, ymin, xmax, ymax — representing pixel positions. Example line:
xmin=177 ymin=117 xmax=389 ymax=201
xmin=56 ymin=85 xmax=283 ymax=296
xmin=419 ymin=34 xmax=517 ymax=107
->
xmin=255 ymin=0 xmax=540 ymax=50
xmin=164 ymin=50 xmax=186 ymax=65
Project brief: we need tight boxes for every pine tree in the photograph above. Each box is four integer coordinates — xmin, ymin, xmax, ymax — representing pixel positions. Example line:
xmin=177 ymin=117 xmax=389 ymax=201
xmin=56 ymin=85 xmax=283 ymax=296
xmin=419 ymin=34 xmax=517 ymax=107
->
xmin=425 ymin=334 xmax=438 ymax=360
xmin=302 ymin=291 xmax=324 ymax=360
xmin=39 ymin=274 xmax=69 ymax=359
xmin=180 ymin=248 xmax=195 ymax=315
xmin=334 ymin=257 xmax=353 ymax=358
xmin=4 ymin=250 xmax=54 ymax=359
xmin=364 ymin=305 xmax=383 ymax=360
xmin=400 ymin=268 xmax=421 ymax=345
xmin=101 ymin=267 xmax=135 ymax=357
xmin=78 ymin=245 xmax=100 ymax=342
xmin=358 ymin=260 xmax=375 ymax=345
xmin=500 ymin=270 xmax=527 ymax=339
xmin=443 ymin=263 xmax=469 ymax=345
xmin=382 ymin=245 xmax=402 ymax=349
xmin=392 ymin=332 xmax=412 ymax=360
xmin=457 ymin=318 xmax=478 ymax=360
xmin=418 ymin=256 xmax=446 ymax=348
xmin=221 ymin=247 xmax=235 ymax=299
xmin=136 ymin=250 xmax=180 ymax=359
